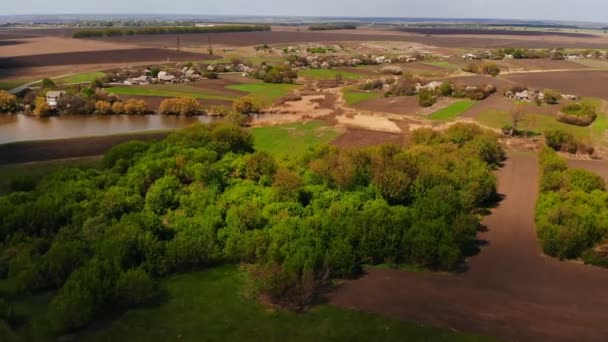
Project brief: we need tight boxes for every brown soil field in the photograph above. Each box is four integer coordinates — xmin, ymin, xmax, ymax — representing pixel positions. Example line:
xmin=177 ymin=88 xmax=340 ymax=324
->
xmin=567 ymin=158 xmax=608 ymax=180
xmin=119 ymin=95 xmax=232 ymax=111
xmin=330 ymin=152 xmax=608 ymax=342
xmin=501 ymin=70 xmax=608 ymax=100
xmin=397 ymin=28 xmax=598 ymax=38
xmin=447 ymin=74 xmax=515 ymax=89
xmin=496 ymin=59 xmax=588 ymax=71
xmin=351 ymin=96 xmax=420 ymax=115
xmin=186 ymin=78 xmax=250 ymax=95
xmin=0 ymin=37 xmax=140 ymax=58
xmin=0 ymin=48 xmax=218 ymax=68
xmin=88 ymin=30 xmax=608 ymax=49
xmin=332 ymin=128 xmax=406 ymax=148
xmin=0 ymin=132 xmax=168 ymax=164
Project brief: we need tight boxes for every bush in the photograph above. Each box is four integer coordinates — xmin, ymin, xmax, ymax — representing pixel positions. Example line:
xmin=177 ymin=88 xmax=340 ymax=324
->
xmin=0 ymin=91 xmax=17 ymax=113
xmin=418 ymin=90 xmax=437 ymax=107
xmin=123 ymin=99 xmax=148 ymax=115
xmin=145 ymin=175 xmax=182 ymax=214
xmin=545 ymin=129 xmax=575 ymax=151
xmin=557 ymin=102 xmax=597 ymax=126
xmin=33 ymin=96 xmax=52 ymax=117
xmin=94 ymin=100 xmax=113 ymax=115
xmin=159 ymin=97 xmax=203 ymax=116
xmin=543 ymin=89 xmax=561 ymax=104
xmin=233 ymin=96 xmax=260 ymax=114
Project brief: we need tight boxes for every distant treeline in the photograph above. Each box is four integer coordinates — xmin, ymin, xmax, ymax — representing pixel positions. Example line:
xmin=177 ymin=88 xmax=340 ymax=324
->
xmin=308 ymin=24 xmax=357 ymax=31
xmin=72 ymin=25 xmax=271 ymax=38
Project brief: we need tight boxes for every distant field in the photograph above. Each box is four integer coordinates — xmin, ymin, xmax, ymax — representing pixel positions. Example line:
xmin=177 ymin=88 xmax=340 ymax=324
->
xmin=73 ymin=266 xmax=493 ymax=342
xmin=299 ymin=68 xmax=365 ymax=81
xmin=54 ymin=71 xmax=106 ymax=84
xmin=422 ymin=61 xmax=460 ymax=71
xmin=343 ymin=88 xmax=383 ymax=106
xmin=107 ymin=84 xmax=238 ymax=101
xmin=0 ymin=79 xmax=29 ymax=91
xmin=428 ymin=100 xmax=476 ymax=120
xmin=252 ymin=121 xmax=341 ymax=156
xmin=227 ymin=82 xmax=299 ymax=104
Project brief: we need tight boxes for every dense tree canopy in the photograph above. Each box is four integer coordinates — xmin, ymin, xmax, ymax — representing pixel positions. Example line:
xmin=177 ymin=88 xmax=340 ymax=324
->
xmin=0 ymin=122 xmax=502 ymax=335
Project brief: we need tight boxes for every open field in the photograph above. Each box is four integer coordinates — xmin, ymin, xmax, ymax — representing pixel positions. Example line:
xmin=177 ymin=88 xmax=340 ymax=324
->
xmin=501 ymin=70 xmax=608 ymax=100
xmin=227 ymin=82 xmax=300 ymax=104
xmin=342 ymin=87 xmax=383 ymax=106
xmin=251 ymin=120 xmax=341 ymax=156
xmin=53 ymin=71 xmax=106 ymax=84
xmin=61 ymin=266 xmax=492 ymax=342
xmin=350 ymin=95 xmax=421 ymax=115
xmin=428 ymin=100 xmax=476 ymax=120
xmin=396 ymin=27 xmax=599 ymax=38
xmin=330 ymin=153 xmax=608 ymax=342
xmin=0 ymin=48 xmax=218 ymax=68
xmin=0 ymin=132 xmax=169 ymax=164
xmin=80 ymin=30 xmax=608 ymax=49
xmin=107 ymin=84 xmax=238 ymax=101
xmin=299 ymin=68 xmax=366 ymax=81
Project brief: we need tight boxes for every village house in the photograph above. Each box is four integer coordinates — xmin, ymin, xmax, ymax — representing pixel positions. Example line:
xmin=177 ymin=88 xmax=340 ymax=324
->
xmin=157 ymin=71 xmax=176 ymax=83
xmin=46 ymin=90 xmax=65 ymax=108
xmin=415 ymin=81 xmax=443 ymax=93
xmin=462 ymin=53 xmax=478 ymax=60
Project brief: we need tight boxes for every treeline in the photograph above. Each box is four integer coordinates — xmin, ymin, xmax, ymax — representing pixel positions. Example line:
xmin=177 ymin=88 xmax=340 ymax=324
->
xmin=308 ymin=24 xmax=357 ymax=31
xmin=536 ymin=149 xmax=608 ymax=266
xmin=0 ymin=123 xmax=502 ymax=336
xmin=72 ymin=25 xmax=271 ymax=38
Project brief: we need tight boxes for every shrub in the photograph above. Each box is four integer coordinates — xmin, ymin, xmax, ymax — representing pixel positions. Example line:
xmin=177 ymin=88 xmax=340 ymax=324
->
xmin=33 ymin=96 xmax=52 ymax=117
xmin=543 ymin=89 xmax=561 ymax=104
xmin=145 ymin=175 xmax=182 ymax=214
xmin=159 ymin=97 xmax=203 ymax=116
xmin=418 ymin=90 xmax=437 ymax=107
xmin=114 ymin=268 xmax=159 ymax=307
xmin=111 ymin=101 xmax=124 ymax=114
xmin=0 ymin=91 xmax=17 ymax=113
xmin=545 ymin=129 xmax=575 ymax=151
xmin=233 ymin=96 xmax=260 ymax=114
xmin=94 ymin=100 xmax=113 ymax=115
xmin=123 ymin=99 xmax=148 ymax=115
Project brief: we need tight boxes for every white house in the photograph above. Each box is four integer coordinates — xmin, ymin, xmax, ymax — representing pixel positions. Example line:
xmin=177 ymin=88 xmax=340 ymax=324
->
xmin=46 ymin=91 xmax=65 ymax=108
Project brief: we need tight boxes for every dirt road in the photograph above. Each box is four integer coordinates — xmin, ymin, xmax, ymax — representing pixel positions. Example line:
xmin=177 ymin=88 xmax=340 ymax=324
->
xmin=330 ymin=152 xmax=608 ymax=342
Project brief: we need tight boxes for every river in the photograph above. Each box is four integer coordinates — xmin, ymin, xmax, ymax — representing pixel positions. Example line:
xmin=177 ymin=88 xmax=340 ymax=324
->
xmin=0 ymin=114 xmax=217 ymax=144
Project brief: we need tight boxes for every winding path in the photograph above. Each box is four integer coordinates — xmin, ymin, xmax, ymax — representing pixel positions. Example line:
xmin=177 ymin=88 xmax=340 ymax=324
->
xmin=329 ymin=152 xmax=608 ymax=342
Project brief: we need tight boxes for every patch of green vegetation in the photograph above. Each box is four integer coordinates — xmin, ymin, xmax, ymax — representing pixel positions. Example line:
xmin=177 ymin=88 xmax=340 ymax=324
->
xmin=0 ymin=157 xmax=102 ymax=195
xmin=429 ymin=100 xmax=476 ymax=121
xmin=343 ymin=88 xmax=382 ymax=106
xmin=77 ymin=266 xmax=493 ymax=342
xmin=54 ymin=72 xmax=106 ymax=85
xmin=227 ymin=82 xmax=299 ymax=105
xmin=106 ymin=84 xmax=236 ymax=101
xmin=299 ymin=69 xmax=365 ymax=81
xmin=475 ymin=109 xmax=592 ymax=138
xmin=251 ymin=121 xmax=341 ymax=157
xmin=0 ymin=80 xmax=31 ymax=91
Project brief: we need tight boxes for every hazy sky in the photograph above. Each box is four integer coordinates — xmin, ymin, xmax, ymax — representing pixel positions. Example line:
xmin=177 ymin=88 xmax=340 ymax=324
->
xmin=3 ymin=0 xmax=607 ymax=23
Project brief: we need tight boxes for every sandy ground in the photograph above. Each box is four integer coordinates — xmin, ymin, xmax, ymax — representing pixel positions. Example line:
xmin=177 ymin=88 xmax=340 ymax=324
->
xmin=329 ymin=152 xmax=608 ymax=342
xmin=335 ymin=114 xmax=402 ymax=133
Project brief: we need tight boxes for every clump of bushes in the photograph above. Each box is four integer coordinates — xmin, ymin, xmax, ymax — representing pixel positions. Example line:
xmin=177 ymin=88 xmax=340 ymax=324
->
xmin=536 ymin=148 xmax=608 ymax=264
xmin=233 ymin=96 xmax=261 ymax=114
xmin=463 ymin=62 xmax=501 ymax=77
xmin=544 ymin=129 xmax=593 ymax=155
xmin=557 ymin=101 xmax=597 ymax=126
xmin=159 ymin=96 xmax=203 ymax=116
xmin=253 ymin=65 xmax=298 ymax=84
xmin=0 ymin=90 xmax=17 ymax=113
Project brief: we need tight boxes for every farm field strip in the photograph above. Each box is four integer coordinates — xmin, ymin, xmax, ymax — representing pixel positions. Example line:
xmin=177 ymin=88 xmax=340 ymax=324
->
xmin=428 ymin=100 xmax=476 ymax=120
xmin=106 ymin=84 xmax=239 ymax=101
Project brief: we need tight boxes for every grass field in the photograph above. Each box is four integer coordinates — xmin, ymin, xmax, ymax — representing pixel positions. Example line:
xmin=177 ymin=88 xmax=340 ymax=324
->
xmin=0 ymin=157 xmax=102 ymax=195
xmin=299 ymin=68 xmax=365 ymax=81
xmin=422 ymin=61 xmax=460 ymax=71
xmin=227 ymin=82 xmax=299 ymax=105
xmin=0 ymin=79 xmax=31 ymax=91
xmin=75 ymin=266 xmax=493 ymax=342
xmin=251 ymin=121 xmax=341 ymax=156
xmin=53 ymin=71 xmax=107 ymax=85
xmin=342 ymin=87 xmax=383 ymax=106
xmin=107 ymin=84 xmax=237 ymax=101
xmin=428 ymin=100 xmax=476 ymax=120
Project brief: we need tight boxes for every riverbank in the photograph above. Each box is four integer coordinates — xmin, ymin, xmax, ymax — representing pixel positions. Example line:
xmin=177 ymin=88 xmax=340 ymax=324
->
xmin=0 ymin=131 xmax=169 ymax=164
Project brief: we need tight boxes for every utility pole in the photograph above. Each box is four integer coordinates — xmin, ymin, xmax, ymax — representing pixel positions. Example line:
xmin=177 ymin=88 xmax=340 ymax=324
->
xmin=177 ymin=35 xmax=181 ymax=53
xmin=208 ymin=35 xmax=214 ymax=55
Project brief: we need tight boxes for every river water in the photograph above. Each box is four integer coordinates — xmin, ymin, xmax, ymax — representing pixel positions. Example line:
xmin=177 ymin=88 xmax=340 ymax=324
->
xmin=0 ymin=114 xmax=218 ymax=144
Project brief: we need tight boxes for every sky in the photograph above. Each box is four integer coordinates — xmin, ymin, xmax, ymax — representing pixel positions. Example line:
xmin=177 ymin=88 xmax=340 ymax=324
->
xmin=3 ymin=0 xmax=607 ymax=23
